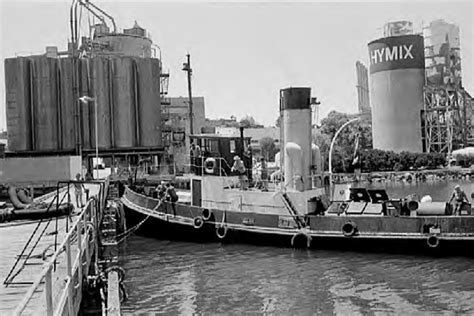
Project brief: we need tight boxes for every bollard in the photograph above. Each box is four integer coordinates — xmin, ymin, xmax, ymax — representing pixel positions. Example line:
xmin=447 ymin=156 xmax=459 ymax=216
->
xmin=107 ymin=271 xmax=121 ymax=316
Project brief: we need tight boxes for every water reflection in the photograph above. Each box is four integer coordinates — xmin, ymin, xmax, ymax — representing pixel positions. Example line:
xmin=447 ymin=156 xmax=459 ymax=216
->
xmin=121 ymin=238 xmax=474 ymax=314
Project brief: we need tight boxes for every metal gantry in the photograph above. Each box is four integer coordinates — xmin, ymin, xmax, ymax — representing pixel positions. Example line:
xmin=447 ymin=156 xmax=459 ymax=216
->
xmin=423 ymin=85 xmax=473 ymax=155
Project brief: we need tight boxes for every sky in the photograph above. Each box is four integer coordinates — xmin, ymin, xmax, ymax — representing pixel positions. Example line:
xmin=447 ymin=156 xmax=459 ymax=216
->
xmin=0 ymin=0 xmax=473 ymax=130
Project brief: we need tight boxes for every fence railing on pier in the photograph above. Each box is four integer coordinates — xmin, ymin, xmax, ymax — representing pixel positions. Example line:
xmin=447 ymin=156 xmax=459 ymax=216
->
xmin=13 ymin=179 xmax=109 ymax=316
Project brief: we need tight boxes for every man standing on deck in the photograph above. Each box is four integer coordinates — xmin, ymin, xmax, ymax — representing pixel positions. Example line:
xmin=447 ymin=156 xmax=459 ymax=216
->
xmin=74 ymin=173 xmax=85 ymax=208
xmin=448 ymin=185 xmax=470 ymax=215
xmin=231 ymin=155 xmax=248 ymax=190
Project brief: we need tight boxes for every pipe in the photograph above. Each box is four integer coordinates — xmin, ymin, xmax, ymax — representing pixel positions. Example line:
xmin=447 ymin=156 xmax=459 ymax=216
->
xmin=74 ymin=0 xmax=79 ymax=49
xmin=69 ymin=0 xmax=77 ymax=48
xmin=17 ymin=189 xmax=33 ymax=204
xmin=29 ymin=59 xmax=36 ymax=151
xmin=133 ymin=60 xmax=140 ymax=147
xmin=108 ymin=59 xmax=115 ymax=147
xmin=78 ymin=1 xmax=107 ymax=29
xmin=8 ymin=186 xmax=29 ymax=209
xmin=85 ymin=0 xmax=117 ymax=33
xmin=57 ymin=60 xmax=63 ymax=150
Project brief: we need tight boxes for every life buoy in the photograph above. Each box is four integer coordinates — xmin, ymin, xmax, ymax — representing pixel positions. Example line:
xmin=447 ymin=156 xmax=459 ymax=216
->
xmin=204 ymin=158 xmax=216 ymax=174
xmin=202 ymin=208 xmax=212 ymax=221
xmin=291 ymin=232 xmax=312 ymax=248
xmin=342 ymin=221 xmax=357 ymax=237
xmin=216 ymin=225 xmax=228 ymax=239
xmin=193 ymin=216 xmax=204 ymax=229
xmin=427 ymin=235 xmax=439 ymax=248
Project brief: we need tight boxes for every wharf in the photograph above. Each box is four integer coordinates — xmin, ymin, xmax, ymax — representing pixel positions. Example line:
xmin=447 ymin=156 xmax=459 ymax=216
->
xmin=0 ymin=182 xmax=104 ymax=315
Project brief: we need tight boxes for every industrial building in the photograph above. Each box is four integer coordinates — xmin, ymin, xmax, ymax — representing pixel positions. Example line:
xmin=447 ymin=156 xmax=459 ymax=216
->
xmin=2 ymin=1 xmax=167 ymax=183
xmin=161 ymin=96 xmax=206 ymax=173
xmin=368 ymin=20 xmax=473 ymax=155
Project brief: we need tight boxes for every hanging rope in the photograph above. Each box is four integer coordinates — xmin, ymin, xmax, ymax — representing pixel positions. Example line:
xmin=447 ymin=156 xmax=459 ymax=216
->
xmin=115 ymin=195 xmax=167 ymax=243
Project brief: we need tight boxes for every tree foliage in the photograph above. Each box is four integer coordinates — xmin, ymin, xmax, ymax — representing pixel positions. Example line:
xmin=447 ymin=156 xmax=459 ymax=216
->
xmin=259 ymin=137 xmax=277 ymax=161
xmin=315 ymin=111 xmax=372 ymax=172
xmin=358 ymin=150 xmax=446 ymax=173
xmin=240 ymin=115 xmax=261 ymax=128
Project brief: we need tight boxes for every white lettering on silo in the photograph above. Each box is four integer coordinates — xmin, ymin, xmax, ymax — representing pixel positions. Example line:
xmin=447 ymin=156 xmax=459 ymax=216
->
xmin=370 ymin=44 xmax=415 ymax=65
xmin=403 ymin=44 xmax=414 ymax=59
xmin=385 ymin=46 xmax=398 ymax=61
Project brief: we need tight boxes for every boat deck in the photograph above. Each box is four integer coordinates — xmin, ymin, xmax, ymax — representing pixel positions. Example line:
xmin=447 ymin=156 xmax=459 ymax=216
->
xmin=0 ymin=183 xmax=101 ymax=314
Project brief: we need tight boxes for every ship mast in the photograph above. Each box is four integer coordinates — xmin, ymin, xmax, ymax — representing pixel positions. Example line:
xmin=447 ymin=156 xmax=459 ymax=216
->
xmin=182 ymin=54 xmax=194 ymax=135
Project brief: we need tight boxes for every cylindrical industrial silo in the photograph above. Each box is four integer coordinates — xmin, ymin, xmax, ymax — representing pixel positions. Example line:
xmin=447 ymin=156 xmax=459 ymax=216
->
xmin=280 ymin=87 xmax=312 ymax=191
xmin=31 ymin=56 xmax=59 ymax=151
xmin=79 ymin=59 xmax=91 ymax=149
xmin=368 ymin=34 xmax=425 ymax=153
xmin=90 ymin=57 xmax=112 ymax=149
xmin=112 ymin=57 xmax=136 ymax=148
xmin=136 ymin=58 xmax=161 ymax=147
xmin=58 ymin=58 xmax=76 ymax=151
xmin=5 ymin=57 xmax=32 ymax=152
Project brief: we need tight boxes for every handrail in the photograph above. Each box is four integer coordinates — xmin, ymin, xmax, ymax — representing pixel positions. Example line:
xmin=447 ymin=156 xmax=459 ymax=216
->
xmin=14 ymin=180 xmax=106 ymax=315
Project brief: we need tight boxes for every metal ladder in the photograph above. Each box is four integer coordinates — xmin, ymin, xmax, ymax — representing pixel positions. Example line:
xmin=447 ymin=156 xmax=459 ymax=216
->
xmin=280 ymin=192 xmax=306 ymax=229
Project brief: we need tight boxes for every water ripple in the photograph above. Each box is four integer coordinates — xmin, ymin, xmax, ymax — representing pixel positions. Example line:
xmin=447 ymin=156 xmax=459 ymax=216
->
xmin=120 ymin=237 xmax=474 ymax=314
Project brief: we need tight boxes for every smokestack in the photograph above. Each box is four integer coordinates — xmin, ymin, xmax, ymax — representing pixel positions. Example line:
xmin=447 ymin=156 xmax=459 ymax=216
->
xmin=280 ymin=87 xmax=312 ymax=191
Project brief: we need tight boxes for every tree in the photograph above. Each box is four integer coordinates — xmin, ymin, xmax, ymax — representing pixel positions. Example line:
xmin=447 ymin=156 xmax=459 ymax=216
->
xmin=259 ymin=137 xmax=277 ymax=161
xmin=240 ymin=115 xmax=260 ymax=128
xmin=317 ymin=111 xmax=373 ymax=172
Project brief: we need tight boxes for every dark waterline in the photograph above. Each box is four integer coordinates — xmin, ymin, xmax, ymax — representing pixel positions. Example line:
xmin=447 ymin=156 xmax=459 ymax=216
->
xmin=121 ymin=180 xmax=474 ymax=314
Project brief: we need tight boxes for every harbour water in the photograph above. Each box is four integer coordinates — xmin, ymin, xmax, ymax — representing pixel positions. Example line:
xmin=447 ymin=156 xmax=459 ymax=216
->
xmin=121 ymin=180 xmax=474 ymax=314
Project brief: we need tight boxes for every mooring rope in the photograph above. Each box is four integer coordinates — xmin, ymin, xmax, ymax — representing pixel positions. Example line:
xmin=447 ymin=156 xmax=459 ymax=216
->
xmin=116 ymin=195 xmax=166 ymax=243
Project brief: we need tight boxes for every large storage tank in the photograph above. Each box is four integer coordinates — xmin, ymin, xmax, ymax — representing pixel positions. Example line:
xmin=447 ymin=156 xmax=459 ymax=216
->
xmin=58 ymin=58 xmax=76 ymax=151
xmin=113 ymin=57 xmax=136 ymax=148
xmin=368 ymin=35 xmax=425 ymax=153
xmin=5 ymin=57 xmax=32 ymax=152
xmin=280 ymin=87 xmax=312 ymax=190
xmin=136 ymin=58 xmax=161 ymax=147
xmin=31 ymin=56 xmax=59 ymax=151
xmin=79 ymin=59 xmax=91 ymax=149
xmin=90 ymin=57 xmax=112 ymax=149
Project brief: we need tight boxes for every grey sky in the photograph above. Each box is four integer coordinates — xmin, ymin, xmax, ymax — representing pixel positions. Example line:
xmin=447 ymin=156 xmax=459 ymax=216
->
xmin=0 ymin=1 xmax=473 ymax=130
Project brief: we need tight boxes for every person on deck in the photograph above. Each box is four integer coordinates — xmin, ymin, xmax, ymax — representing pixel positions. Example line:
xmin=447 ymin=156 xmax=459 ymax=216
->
xmin=231 ymin=155 xmax=248 ymax=190
xmin=165 ymin=183 xmax=179 ymax=203
xmin=258 ymin=157 xmax=268 ymax=191
xmin=190 ymin=143 xmax=201 ymax=173
xmin=448 ymin=185 xmax=470 ymax=215
xmin=74 ymin=173 xmax=85 ymax=208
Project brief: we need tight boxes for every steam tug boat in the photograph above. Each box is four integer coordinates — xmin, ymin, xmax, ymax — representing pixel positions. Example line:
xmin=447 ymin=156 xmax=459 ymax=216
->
xmin=122 ymin=88 xmax=474 ymax=256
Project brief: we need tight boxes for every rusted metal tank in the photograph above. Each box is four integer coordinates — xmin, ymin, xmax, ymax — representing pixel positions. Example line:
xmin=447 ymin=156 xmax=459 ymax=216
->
xmin=90 ymin=57 xmax=112 ymax=149
xmin=5 ymin=57 xmax=32 ymax=152
xmin=368 ymin=35 xmax=425 ymax=153
xmin=136 ymin=58 xmax=161 ymax=147
xmin=112 ymin=57 xmax=136 ymax=148
xmin=31 ymin=56 xmax=59 ymax=151
xmin=58 ymin=58 xmax=76 ymax=151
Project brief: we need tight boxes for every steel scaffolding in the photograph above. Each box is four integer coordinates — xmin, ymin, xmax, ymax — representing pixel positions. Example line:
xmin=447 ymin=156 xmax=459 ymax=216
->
xmin=422 ymin=85 xmax=473 ymax=154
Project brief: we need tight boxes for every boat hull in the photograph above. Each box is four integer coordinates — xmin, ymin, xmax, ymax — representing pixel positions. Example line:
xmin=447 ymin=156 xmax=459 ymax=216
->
xmin=122 ymin=187 xmax=474 ymax=257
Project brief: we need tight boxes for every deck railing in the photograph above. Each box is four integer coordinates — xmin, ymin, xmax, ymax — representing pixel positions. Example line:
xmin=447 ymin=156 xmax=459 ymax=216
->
xmin=14 ymin=180 xmax=108 ymax=316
